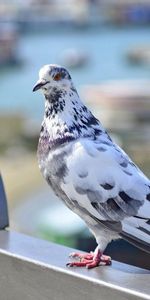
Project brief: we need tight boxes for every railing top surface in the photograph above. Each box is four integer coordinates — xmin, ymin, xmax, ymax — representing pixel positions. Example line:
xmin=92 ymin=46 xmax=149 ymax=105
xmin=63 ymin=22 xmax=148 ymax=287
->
xmin=0 ymin=230 xmax=149 ymax=300
xmin=0 ymin=175 xmax=149 ymax=299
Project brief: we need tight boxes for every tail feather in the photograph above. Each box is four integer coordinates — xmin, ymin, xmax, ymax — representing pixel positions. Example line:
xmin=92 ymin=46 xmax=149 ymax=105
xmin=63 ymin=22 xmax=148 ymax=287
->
xmin=120 ymin=231 xmax=150 ymax=254
xmin=137 ymin=199 xmax=150 ymax=219
xmin=121 ymin=215 xmax=150 ymax=254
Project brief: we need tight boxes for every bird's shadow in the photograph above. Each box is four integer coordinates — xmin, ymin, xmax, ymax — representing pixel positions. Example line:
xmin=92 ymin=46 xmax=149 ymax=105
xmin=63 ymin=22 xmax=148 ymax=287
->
xmin=111 ymin=260 xmax=150 ymax=274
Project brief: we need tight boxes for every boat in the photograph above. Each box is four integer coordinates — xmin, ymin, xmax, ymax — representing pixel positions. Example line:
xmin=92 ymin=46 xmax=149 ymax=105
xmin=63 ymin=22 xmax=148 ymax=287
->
xmin=59 ymin=48 xmax=89 ymax=69
xmin=126 ymin=45 xmax=150 ymax=65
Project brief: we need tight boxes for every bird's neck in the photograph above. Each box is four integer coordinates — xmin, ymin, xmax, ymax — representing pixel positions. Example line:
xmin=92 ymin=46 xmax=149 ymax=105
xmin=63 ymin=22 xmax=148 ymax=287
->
xmin=41 ymin=86 xmax=104 ymax=150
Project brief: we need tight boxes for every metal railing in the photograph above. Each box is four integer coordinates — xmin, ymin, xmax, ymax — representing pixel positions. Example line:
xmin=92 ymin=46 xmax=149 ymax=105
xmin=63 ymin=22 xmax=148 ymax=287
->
xmin=0 ymin=174 xmax=149 ymax=300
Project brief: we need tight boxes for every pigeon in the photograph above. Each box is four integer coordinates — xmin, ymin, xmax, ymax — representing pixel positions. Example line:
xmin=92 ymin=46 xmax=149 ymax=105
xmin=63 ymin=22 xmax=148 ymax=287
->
xmin=33 ymin=64 xmax=150 ymax=269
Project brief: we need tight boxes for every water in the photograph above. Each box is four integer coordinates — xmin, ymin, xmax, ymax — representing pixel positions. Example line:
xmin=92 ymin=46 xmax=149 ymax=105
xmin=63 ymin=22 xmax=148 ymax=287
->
xmin=0 ymin=26 xmax=150 ymax=120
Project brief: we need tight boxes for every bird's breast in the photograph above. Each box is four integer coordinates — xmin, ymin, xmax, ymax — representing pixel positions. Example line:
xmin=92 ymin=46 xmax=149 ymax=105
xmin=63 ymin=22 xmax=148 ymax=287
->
xmin=38 ymin=134 xmax=71 ymax=187
xmin=37 ymin=135 xmax=50 ymax=167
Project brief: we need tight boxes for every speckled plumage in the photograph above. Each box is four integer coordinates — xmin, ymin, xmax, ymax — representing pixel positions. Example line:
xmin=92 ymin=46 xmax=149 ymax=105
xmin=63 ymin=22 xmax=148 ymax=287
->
xmin=33 ymin=64 xmax=150 ymax=264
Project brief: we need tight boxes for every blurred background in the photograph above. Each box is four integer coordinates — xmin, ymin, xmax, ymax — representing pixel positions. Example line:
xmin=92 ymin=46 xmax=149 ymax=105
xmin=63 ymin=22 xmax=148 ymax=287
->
xmin=0 ymin=0 xmax=150 ymax=269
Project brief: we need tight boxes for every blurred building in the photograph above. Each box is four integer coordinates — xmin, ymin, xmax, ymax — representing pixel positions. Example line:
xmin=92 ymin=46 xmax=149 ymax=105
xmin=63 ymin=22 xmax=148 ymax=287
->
xmin=0 ymin=0 xmax=101 ymax=27
xmin=1 ymin=0 xmax=150 ymax=27
xmin=102 ymin=0 xmax=150 ymax=24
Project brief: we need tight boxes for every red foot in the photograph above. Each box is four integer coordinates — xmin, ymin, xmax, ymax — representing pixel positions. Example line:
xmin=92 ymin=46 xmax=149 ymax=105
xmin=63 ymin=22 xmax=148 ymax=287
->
xmin=67 ymin=249 xmax=111 ymax=269
xmin=69 ymin=251 xmax=94 ymax=260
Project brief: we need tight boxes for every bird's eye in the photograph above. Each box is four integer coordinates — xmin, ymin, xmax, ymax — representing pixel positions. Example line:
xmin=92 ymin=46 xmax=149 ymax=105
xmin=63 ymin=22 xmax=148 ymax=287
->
xmin=54 ymin=73 xmax=62 ymax=81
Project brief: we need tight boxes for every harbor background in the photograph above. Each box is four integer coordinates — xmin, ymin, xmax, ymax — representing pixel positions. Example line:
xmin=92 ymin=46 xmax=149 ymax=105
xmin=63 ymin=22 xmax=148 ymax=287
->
xmin=0 ymin=0 xmax=150 ymax=269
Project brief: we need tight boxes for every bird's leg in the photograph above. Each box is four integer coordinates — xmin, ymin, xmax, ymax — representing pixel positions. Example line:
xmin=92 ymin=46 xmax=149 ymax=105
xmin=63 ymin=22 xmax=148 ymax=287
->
xmin=67 ymin=247 xmax=111 ymax=269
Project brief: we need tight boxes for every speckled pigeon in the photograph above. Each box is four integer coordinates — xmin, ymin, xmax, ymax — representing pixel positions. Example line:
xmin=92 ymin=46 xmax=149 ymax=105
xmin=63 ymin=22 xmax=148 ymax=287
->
xmin=33 ymin=64 xmax=150 ymax=268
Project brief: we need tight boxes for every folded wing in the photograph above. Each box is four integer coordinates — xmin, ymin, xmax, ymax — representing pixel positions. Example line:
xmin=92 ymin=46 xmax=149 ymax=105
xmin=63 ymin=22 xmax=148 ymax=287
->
xmin=61 ymin=137 xmax=150 ymax=253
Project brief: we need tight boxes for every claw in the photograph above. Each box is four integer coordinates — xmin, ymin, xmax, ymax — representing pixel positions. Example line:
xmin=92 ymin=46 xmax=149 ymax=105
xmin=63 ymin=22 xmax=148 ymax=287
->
xmin=101 ymin=254 xmax=111 ymax=265
xmin=67 ymin=249 xmax=111 ymax=269
xmin=67 ymin=260 xmax=92 ymax=267
xmin=69 ymin=252 xmax=94 ymax=260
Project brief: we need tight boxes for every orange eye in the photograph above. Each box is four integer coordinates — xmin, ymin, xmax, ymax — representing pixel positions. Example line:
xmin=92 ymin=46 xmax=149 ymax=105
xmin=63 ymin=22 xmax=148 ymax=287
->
xmin=54 ymin=73 xmax=61 ymax=81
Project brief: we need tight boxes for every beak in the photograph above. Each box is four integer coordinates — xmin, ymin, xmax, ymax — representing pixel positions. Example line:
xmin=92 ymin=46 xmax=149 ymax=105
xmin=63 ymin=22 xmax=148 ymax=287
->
xmin=32 ymin=80 xmax=47 ymax=92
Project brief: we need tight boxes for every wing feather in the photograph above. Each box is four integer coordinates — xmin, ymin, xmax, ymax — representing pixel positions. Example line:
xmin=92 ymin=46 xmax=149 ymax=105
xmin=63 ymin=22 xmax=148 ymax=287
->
xmin=62 ymin=138 xmax=149 ymax=217
xmin=60 ymin=137 xmax=150 ymax=252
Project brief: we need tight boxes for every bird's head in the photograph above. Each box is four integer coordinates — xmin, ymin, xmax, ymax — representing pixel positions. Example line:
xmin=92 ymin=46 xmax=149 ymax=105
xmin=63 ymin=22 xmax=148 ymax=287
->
xmin=33 ymin=64 xmax=72 ymax=94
